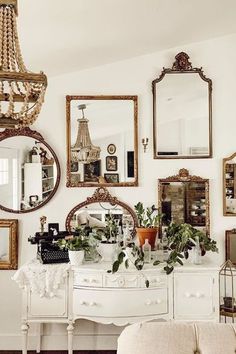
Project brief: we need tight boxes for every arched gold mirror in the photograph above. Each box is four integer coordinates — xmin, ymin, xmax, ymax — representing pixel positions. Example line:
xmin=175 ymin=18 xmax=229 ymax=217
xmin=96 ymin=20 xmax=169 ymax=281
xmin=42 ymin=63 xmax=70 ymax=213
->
xmin=65 ymin=187 xmax=138 ymax=237
xmin=0 ymin=127 xmax=60 ymax=213
xmin=158 ymin=168 xmax=210 ymax=235
xmin=223 ymin=152 xmax=236 ymax=216
xmin=152 ymin=52 xmax=212 ymax=159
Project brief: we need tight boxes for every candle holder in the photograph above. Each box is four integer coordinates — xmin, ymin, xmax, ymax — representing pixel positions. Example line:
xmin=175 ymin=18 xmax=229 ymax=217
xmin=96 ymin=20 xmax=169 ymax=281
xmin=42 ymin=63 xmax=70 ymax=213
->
xmin=142 ymin=138 xmax=149 ymax=153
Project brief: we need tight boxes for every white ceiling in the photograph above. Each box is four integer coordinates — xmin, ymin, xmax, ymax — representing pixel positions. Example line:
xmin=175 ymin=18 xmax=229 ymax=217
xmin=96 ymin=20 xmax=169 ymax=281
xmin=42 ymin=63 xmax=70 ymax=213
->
xmin=17 ymin=0 xmax=236 ymax=77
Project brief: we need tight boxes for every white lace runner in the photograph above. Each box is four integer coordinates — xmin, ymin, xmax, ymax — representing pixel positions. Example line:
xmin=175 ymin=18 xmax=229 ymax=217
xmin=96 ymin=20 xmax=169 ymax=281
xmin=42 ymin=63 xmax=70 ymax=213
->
xmin=12 ymin=259 xmax=71 ymax=297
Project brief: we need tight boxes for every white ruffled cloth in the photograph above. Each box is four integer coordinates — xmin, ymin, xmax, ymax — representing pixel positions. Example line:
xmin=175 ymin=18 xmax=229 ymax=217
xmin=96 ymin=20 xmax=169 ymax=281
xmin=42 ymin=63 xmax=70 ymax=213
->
xmin=12 ymin=259 xmax=71 ymax=297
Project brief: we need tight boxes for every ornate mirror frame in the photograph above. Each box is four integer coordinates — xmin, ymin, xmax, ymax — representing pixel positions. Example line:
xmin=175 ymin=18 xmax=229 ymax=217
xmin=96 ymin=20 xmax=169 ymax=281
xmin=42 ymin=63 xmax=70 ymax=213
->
xmin=0 ymin=127 xmax=61 ymax=213
xmin=158 ymin=168 xmax=210 ymax=235
xmin=66 ymin=95 xmax=138 ymax=187
xmin=0 ymin=219 xmax=18 ymax=270
xmin=223 ymin=152 xmax=236 ymax=216
xmin=152 ymin=52 xmax=212 ymax=159
xmin=65 ymin=187 xmax=138 ymax=237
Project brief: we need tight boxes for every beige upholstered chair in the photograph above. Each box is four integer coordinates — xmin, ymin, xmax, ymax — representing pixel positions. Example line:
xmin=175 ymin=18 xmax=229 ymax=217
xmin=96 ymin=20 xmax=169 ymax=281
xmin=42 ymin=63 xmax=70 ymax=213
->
xmin=117 ymin=322 xmax=236 ymax=354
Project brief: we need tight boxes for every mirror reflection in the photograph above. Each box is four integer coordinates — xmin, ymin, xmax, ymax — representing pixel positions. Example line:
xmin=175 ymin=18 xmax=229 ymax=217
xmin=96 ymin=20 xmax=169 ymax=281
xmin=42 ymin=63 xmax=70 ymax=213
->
xmin=158 ymin=169 xmax=209 ymax=234
xmin=153 ymin=52 xmax=212 ymax=159
xmin=0 ymin=133 xmax=59 ymax=212
xmin=69 ymin=202 xmax=135 ymax=236
xmin=223 ymin=153 xmax=236 ymax=215
xmin=66 ymin=96 xmax=138 ymax=187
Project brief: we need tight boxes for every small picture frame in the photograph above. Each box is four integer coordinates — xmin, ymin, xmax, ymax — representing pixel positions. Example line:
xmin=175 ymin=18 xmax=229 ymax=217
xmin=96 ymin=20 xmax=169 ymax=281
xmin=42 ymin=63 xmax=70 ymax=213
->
xmin=106 ymin=156 xmax=118 ymax=171
xmin=107 ymin=144 xmax=116 ymax=155
xmin=48 ymin=223 xmax=59 ymax=236
xmin=71 ymin=161 xmax=79 ymax=173
xmin=226 ymin=229 xmax=236 ymax=264
xmin=104 ymin=173 xmax=119 ymax=183
xmin=84 ymin=160 xmax=101 ymax=182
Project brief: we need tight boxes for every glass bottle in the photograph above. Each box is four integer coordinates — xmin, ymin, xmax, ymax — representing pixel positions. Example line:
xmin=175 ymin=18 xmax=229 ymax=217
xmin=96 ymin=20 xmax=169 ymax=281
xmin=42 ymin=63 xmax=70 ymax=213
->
xmin=143 ymin=239 xmax=151 ymax=263
xmin=162 ymin=231 xmax=169 ymax=261
xmin=193 ymin=236 xmax=202 ymax=265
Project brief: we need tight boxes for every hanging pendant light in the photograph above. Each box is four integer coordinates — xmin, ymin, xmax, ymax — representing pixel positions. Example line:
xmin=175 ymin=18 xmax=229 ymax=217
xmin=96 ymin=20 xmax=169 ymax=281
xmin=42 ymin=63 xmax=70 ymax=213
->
xmin=71 ymin=104 xmax=101 ymax=164
xmin=0 ymin=0 xmax=47 ymax=129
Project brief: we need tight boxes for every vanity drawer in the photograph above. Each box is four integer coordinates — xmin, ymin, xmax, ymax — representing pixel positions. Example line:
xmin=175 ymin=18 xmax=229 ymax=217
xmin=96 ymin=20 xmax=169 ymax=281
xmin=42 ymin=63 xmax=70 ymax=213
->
xmin=104 ymin=273 xmax=140 ymax=288
xmin=140 ymin=274 xmax=167 ymax=288
xmin=28 ymin=288 xmax=67 ymax=317
xmin=73 ymin=288 xmax=168 ymax=317
xmin=74 ymin=272 xmax=103 ymax=287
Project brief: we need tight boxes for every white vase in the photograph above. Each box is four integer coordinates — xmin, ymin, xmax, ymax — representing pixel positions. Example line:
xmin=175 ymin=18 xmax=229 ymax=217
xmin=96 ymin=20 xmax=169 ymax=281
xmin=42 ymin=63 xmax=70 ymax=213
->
xmin=97 ymin=243 xmax=117 ymax=262
xmin=68 ymin=250 xmax=84 ymax=266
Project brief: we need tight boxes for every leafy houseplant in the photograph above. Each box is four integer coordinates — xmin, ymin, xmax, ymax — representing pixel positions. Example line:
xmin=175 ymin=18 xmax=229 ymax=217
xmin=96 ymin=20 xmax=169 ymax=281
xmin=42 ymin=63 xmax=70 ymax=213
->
xmin=57 ymin=234 xmax=90 ymax=266
xmin=134 ymin=202 xmax=162 ymax=249
xmin=163 ymin=222 xmax=218 ymax=274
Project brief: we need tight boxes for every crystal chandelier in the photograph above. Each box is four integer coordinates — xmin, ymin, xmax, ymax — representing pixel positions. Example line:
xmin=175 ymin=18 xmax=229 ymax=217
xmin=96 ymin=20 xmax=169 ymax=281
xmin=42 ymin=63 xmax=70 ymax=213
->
xmin=0 ymin=0 xmax=47 ymax=128
xmin=71 ymin=104 xmax=101 ymax=164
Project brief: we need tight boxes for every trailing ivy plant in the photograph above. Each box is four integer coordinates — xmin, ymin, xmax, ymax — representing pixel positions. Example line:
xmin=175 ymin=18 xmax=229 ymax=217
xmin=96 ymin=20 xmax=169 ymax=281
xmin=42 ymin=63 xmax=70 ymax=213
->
xmin=134 ymin=202 xmax=162 ymax=228
xmin=163 ymin=222 xmax=218 ymax=274
xmin=108 ymin=222 xmax=218 ymax=283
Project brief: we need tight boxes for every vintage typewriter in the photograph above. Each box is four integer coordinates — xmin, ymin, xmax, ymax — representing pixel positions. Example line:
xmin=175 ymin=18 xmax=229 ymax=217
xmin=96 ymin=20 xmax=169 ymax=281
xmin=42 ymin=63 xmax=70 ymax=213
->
xmin=28 ymin=231 xmax=70 ymax=264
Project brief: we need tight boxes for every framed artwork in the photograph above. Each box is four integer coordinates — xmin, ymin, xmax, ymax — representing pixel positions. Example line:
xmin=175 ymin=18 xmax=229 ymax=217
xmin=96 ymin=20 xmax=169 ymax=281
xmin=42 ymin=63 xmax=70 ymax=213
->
xmin=71 ymin=161 xmax=79 ymax=173
xmin=107 ymin=144 xmax=116 ymax=155
xmin=104 ymin=173 xmax=119 ymax=183
xmin=106 ymin=156 xmax=117 ymax=171
xmin=127 ymin=151 xmax=134 ymax=178
xmin=48 ymin=223 xmax=59 ymax=236
xmin=226 ymin=229 xmax=236 ymax=264
xmin=84 ymin=160 xmax=101 ymax=182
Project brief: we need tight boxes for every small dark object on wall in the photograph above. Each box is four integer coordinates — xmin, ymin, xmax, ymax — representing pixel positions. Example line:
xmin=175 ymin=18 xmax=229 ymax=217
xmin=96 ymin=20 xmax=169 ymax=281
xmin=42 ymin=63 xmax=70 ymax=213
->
xmin=106 ymin=156 xmax=117 ymax=171
xmin=104 ymin=173 xmax=119 ymax=183
xmin=71 ymin=161 xmax=79 ymax=172
xmin=127 ymin=151 xmax=134 ymax=178
xmin=84 ymin=160 xmax=101 ymax=182
xmin=107 ymin=143 xmax=116 ymax=155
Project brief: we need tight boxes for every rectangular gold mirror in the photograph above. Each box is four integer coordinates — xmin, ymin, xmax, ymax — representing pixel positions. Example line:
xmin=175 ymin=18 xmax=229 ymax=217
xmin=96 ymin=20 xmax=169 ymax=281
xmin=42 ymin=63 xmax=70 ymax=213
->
xmin=223 ymin=153 xmax=236 ymax=216
xmin=225 ymin=229 xmax=236 ymax=264
xmin=66 ymin=95 xmax=138 ymax=187
xmin=158 ymin=169 xmax=210 ymax=235
xmin=0 ymin=219 xmax=18 ymax=269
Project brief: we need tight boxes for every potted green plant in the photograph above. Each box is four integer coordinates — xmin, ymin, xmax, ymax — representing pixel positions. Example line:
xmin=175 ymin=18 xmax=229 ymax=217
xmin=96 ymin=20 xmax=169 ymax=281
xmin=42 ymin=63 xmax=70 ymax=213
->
xmin=57 ymin=234 xmax=90 ymax=266
xmin=95 ymin=214 xmax=119 ymax=262
xmin=163 ymin=222 xmax=218 ymax=274
xmin=134 ymin=202 xmax=162 ymax=250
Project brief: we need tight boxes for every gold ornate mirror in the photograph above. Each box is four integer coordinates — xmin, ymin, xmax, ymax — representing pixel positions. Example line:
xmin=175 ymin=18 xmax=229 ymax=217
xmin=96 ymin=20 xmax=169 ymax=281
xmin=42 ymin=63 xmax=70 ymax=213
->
xmin=66 ymin=95 xmax=138 ymax=187
xmin=225 ymin=229 xmax=236 ymax=264
xmin=65 ymin=187 xmax=138 ymax=237
xmin=223 ymin=152 xmax=236 ymax=216
xmin=0 ymin=219 xmax=18 ymax=270
xmin=152 ymin=52 xmax=212 ymax=159
xmin=158 ymin=168 xmax=210 ymax=235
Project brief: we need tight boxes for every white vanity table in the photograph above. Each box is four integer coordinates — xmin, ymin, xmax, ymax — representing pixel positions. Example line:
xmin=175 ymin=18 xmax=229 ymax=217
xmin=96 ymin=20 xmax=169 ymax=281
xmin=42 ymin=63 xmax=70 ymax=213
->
xmin=13 ymin=259 xmax=220 ymax=354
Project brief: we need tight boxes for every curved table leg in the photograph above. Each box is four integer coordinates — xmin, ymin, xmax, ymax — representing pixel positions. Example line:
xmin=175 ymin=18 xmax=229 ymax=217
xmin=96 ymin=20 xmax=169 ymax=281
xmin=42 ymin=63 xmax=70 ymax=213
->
xmin=21 ymin=321 xmax=29 ymax=354
xmin=67 ymin=321 xmax=74 ymax=354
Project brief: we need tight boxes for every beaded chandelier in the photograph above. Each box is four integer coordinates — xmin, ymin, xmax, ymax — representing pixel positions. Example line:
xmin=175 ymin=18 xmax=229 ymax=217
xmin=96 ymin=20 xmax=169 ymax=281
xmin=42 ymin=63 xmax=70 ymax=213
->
xmin=71 ymin=104 xmax=101 ymax=164
xmin=0 ymin=0 xmax=47 ymax=128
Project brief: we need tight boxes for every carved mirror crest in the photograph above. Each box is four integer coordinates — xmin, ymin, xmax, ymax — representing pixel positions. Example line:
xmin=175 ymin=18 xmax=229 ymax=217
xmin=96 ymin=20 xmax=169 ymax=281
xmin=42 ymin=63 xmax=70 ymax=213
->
xmin=65 ymin=187 xmax=138 ymax=237
xmin=158 ymin=168 xmax=210 ymax=235
xmin=0 ymin=219 xmax=18 ymax=270
xmin=223 ymin=152 xmax=236 ymax=216
xmin=0 ymin=127 xmax=61 ymax=213
xmin=153 ymin=52 xmax=212 ymax=159
xmin=66 ymin=95 xmax=138 ymax=187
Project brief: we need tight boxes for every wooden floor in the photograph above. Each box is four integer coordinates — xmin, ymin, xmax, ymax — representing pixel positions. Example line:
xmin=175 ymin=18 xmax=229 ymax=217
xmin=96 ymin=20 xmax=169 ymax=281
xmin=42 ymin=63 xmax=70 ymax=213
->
xmin=0 ymin=351 xmax=116 ymax=354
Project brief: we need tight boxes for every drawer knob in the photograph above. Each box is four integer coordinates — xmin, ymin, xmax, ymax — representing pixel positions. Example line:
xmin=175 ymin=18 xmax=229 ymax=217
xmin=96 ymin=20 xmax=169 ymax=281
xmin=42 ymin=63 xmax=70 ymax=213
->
xmin=91 ymin=279 xmax=97 ymax=283
xmin=82 ymin=278 xmax=88 ymax=282
xmin=155 ymin=299 xmax=161 ymax=304
xmin=185 ymin=292 xmax=191 ymax=298
xmin=89 ymin=302 xmax=96 ymax=307
xmin=80 ymin=301 xmax=87 ymax=306
xmin=145 ymin=299 xmax=152 ymax=306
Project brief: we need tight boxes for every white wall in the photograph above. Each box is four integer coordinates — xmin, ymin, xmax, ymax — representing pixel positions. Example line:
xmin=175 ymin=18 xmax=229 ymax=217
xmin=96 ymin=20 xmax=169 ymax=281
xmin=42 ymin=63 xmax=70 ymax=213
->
xmin=1 ymin=32 xmax=236 ymax=350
